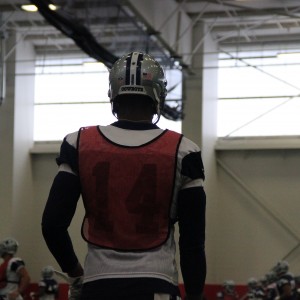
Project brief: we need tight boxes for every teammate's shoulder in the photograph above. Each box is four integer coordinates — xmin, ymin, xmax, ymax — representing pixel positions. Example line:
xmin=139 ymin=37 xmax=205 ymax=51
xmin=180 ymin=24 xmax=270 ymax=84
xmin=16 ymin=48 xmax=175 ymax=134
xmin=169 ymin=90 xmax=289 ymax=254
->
xmin=8 ymin=257 xmax=25 ymax=270
xmin=9 ymin=256 xmax=24 ymax=263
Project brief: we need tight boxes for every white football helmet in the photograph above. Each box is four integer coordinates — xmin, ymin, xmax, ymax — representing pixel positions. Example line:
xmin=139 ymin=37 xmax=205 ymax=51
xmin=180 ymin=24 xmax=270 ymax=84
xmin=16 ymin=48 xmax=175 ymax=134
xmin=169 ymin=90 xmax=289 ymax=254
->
xmin=265 ymin=271 xmax=277 ymax=284
xmin=41 ymin=265 xmax=54 ymax=279
xmin=108 ymin=52 xmax=167 ymax=120
xmin=274 ymin=260 xmax=289 ymax=276
xmin=223 ymin=280 xmax=235 ymax=294
xmin=259 ymin=276 xmax=268 ymax=288
xmin=0 ymin=237 xmax=19 ymax=256
xmin=248 ymin=277 xmax=258 ymax=289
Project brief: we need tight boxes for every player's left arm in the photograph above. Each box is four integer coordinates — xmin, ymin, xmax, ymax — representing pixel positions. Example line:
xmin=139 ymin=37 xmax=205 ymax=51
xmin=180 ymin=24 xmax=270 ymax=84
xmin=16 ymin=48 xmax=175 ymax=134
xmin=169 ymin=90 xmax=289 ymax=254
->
xmin=8 ymin=266 xmax=30 ymax=300
xmin=177 ymin=143 xmax=206 ymax=300
xmin=178 ymin=186 xmax=206 ymax=300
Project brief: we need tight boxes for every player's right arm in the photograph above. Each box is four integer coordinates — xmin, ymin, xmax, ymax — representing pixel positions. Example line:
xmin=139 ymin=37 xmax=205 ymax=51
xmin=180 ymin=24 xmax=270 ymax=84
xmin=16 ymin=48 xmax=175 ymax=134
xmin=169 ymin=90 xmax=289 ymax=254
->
xmin=41 ymin=133 xmax=83 ymax=277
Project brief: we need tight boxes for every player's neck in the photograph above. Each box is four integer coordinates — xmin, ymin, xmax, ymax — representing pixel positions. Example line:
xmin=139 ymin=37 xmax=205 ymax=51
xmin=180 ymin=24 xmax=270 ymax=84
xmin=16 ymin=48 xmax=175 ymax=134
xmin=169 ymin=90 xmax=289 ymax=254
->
xmin=1 ymin=254 xmax=13 ymax=261
xmin=116 ymin=108 xmax=153 ymax=123
xmin=118 ymin=118 xmax=152 ymax=123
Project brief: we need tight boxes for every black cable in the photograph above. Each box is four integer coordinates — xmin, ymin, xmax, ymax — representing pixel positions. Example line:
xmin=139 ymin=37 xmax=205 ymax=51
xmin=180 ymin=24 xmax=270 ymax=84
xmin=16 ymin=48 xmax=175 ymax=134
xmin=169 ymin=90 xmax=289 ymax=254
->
xmin=29 ymin=0 xmax=119 ymax=68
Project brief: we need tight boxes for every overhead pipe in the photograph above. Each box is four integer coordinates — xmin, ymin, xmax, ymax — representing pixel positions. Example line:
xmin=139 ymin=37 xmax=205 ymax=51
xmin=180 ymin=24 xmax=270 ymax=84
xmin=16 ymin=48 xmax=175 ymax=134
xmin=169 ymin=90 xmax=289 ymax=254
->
xmin=0 ymin=30 xmax=6 ymax=105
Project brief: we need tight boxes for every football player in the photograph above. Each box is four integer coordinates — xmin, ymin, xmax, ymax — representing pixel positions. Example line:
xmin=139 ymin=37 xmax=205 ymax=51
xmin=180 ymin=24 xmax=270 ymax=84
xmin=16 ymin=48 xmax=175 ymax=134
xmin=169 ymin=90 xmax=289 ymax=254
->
xmin=273 ymin=261 xmax=295 ymax=292
xmin=272 ymin=261 xmax=298 ymax=300
xmin=216 ymin=280 xmax=239 ymax=300
xmin=42 ymin=51 xmax=207 ymax=300
xmin=0 ymin=238 xmax=30 ymax=300
xmin=31 ymin=266 xmax=58 ymax=300
xmin=265 ymin=271 xmax=279 ymax=300
xmin=246 ymin=277 xmax=265 ymax=300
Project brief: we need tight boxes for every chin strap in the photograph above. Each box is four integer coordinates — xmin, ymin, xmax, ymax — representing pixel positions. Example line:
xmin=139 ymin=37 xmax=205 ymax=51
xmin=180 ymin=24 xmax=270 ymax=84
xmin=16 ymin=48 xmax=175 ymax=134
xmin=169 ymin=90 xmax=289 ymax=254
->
xmin=153 ymin=114 xmax=161 ymax=125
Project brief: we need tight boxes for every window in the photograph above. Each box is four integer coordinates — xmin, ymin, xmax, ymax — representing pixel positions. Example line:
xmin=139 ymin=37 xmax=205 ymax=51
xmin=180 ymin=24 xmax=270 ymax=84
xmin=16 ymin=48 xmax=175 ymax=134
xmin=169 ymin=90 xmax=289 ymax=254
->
xmin=34 ymin=56 xmax=182 ymax=141
xmin=218 ymin=47 xmax=300 ymax=137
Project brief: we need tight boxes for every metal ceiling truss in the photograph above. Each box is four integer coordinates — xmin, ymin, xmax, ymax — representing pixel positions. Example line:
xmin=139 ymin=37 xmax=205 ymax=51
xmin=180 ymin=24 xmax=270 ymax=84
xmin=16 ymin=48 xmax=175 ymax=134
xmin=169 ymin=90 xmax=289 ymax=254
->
xmin=0 ymin=1 xmax=300 ymax=60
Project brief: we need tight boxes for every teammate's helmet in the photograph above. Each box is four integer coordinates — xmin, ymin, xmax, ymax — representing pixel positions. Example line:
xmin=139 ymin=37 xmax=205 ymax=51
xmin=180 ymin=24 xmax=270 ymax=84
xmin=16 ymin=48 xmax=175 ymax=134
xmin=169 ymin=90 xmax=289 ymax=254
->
xmin=259 ymin=276 xmax=268 ymax=288
xmin=274 ymin=260 xmax=289 ymax=276
xmin=265 ymin=271 xmax=277 ymax=284
xmin=223 ymin=280 xmax=235 ymax=293
xmin=108 ymin=52 xmax=167 ymax=118
xmin=248 ymin=277 xmax=258 ymax=289
xmin=41 ymin=265 xmax=54 ymax=279
xmin=0 ymin=237 xmax=19 ymax=256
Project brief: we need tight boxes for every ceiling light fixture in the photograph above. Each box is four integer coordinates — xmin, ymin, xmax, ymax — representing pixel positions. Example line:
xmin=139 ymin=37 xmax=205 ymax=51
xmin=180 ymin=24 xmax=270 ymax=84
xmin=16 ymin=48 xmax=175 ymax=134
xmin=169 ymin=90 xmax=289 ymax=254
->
xmin=277 ymin=52 xmax=300 ymax=59
xmin=48 ymin=4 xmax=58 ymax=11
xmin=21 ymin=5 xmax=38 ymax=12
xmin=21 ymin=4 xmax=58 ymax=12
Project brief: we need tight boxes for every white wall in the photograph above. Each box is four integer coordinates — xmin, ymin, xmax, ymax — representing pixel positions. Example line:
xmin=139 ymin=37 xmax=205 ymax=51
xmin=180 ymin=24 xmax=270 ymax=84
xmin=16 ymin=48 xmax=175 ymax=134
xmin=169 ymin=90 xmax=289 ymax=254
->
xmin=215 ymin=146 xmax=300 ymax=282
